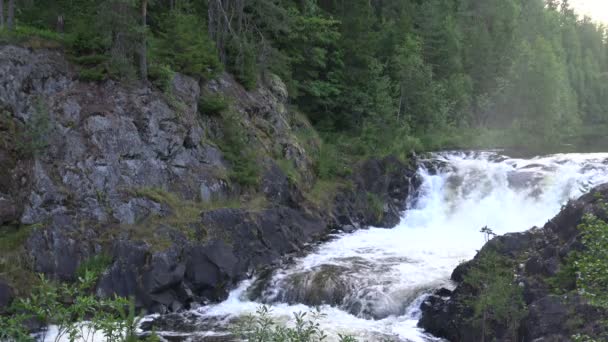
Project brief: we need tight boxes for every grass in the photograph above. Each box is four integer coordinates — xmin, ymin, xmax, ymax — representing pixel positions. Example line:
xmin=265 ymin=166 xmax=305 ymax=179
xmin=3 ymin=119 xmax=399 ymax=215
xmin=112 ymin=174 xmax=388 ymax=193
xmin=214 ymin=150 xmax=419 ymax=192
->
xmin=276 ymin=158 xmax=302 ymax=185
xmin=304 ymin=180 xmax=344 ymax=209
xmin=118 ymin=187 xmax=268 ymax=250
xmin=0 ymin=26 xmax=66 ymax=49
xmin=366 ymin=192 xmax=384 ymax=222
xmin=199 ymin=94 xmax=230 ymax=116
xmin=0 ymin=224 xmax=42 ymax=296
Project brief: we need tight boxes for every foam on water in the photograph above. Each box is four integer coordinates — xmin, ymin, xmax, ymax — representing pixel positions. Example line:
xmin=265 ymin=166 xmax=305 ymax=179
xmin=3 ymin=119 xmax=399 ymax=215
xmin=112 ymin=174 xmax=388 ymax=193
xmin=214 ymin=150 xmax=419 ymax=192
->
xmin=43 ymin=151 xmax=608 ymax=341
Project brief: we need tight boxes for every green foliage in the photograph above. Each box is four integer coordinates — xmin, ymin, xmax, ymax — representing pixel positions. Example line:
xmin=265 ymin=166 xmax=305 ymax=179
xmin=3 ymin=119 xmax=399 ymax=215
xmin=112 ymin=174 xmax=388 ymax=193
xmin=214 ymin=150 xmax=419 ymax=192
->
xmin=463 ymin=250 xmax=527 ymax=340
xmin=148 ymin=64 xmax=174 ymax=92
xmin=154 ymin=11 xmax=222 ymax=79
xmin=0 ymin=273 xmax=144 ymax=342
xmin=572 ymin=213 xmax=608 ymax=308
xmin=220 ymin=112 xmax=260 ymax=187
xmin=232 ymin=305 xmax=356 ymax=342
xmin=76 ymin=254 xmax=112 ymax=280
xmin=199 ymin=94 xmax=230 ymax=116
xmin=276 ymin=158 xmax=301 ymax=186
xmin=16 ymin=98 xmax=52 ymax=157
xmin=78 ymin=66 xmax=106 ymax=82
xmin=572 ymin=334 xmax=600 ymax=342
xmin=7 ymin=0 xmax=608 ymax=155
xmin=366 ymin=193 xmax=384 ymax=222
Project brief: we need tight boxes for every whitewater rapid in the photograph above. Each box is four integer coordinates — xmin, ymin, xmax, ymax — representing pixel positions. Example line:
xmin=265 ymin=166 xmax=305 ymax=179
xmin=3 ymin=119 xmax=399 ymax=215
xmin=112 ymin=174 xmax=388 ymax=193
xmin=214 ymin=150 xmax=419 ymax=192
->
xmin=178 ymin=151 xmax=608 ymax=342
xmin=46 ymin=151 xmax=608 ymax=341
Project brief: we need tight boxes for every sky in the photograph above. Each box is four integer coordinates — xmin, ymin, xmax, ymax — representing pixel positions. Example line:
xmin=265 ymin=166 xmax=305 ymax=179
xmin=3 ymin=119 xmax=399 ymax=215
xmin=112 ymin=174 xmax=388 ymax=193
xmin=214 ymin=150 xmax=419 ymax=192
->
xmin=569 ymin=0 xmax=608 ymax=24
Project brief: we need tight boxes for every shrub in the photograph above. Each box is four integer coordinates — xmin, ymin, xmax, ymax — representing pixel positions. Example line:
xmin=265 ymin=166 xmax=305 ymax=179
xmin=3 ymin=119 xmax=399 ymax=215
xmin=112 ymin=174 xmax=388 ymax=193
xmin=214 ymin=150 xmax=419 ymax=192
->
xmin=79 ymin=67 xmax=106 ymax=82
xmin=0 ymin=273 xmax=149 ymax=342
xmin=199 ymin=94 xmax=230 ymax=116
xmin=366 ymin=192 xmax=384 ymax=221
xmin=148 ymin=64 xmax=174 ymax=92
xmin=220 ymin=112 xmax=260 ymax=187
xmin=154 ymin=12 xmax=222 ymax=79
xmin=16 ymin=98 xmax=52 ymax=157
xmin=315 ymin=140 xmax=352 ymax=180
xmin=232 ymin=306 xmax=356 ymax=342
xmin=76 ymin=254 xmax=112 ymax=280
xmin=572 ymin=213 xmax=608 ymax=308
xmin=463 ymin=250 xmax=527 ymax=340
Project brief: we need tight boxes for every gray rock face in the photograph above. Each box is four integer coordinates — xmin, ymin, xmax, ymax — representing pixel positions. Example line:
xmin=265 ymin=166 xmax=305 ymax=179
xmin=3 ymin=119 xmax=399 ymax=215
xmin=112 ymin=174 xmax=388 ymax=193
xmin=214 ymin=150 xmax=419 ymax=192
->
xmin=332 ymin=156 xmax=419 ymax=229
xmin=92 ymin=207 xmax=326 ymax=312
xmin=0 ymin=45 xmax=230 ymax=230
xmin=0 ymin=45 xmax=419 ymax=314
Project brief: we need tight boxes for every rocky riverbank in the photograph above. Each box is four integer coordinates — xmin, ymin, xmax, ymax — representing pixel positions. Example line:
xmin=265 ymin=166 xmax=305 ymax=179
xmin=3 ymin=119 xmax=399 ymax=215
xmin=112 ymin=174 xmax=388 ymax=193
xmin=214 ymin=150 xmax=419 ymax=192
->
xmin=0 ymin=44 xmax=419 ymax=315
xmin=419 ymin=184 xmax=608 ymax=341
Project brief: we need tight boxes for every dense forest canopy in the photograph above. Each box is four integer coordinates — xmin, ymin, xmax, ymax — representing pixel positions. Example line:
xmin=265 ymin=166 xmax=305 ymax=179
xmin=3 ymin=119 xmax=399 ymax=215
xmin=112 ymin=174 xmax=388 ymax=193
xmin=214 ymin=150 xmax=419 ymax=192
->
xmin=2 ymin=0 xmax=608 ymax=153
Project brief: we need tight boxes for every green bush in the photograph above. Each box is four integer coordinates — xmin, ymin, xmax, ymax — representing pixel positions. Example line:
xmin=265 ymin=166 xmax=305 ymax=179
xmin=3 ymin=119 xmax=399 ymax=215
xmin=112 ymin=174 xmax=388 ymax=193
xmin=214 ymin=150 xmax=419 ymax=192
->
xmin=314 ymin=140 xmax=352 ymax=180
xmin=79 ymin=67 xmax=106 ymax=82
xmin=571 ymin=213 xmax=608 ymax=308
xmin=199 ymin=94 xmax=230 ymax=116
xmin=16 ymin=98 xmax=51 ymax=157
xmin=366 ymin=192 xmax=384 ymax=221
xmin=71 ymin=54 xmax=108 ymax=66
xmin=0 ymin=273 xmax=148 ymax=342
xmin=463 ymin=250 xmax=527 ymax=340
xmin=148 ymin=64 xmax=175 ymax=92
xmin=154 ymin=12 xmax=222 ymax=79
xmin=232 ymin=306 xmax=356 ymax=342
xmin=76 ymin=254 xmax=112 ymax=280
xmin=219 ymin=112 xmax=260 ymax=187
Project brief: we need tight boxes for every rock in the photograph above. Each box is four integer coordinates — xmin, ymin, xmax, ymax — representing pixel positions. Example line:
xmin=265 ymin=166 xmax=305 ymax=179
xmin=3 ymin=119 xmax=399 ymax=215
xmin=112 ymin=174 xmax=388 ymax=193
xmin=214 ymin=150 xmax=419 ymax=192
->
xmin=0 ymin=197 xmax=19 ymax=224
xmin=26 ymin=214 xmax=98 ymax=281
xmin=332 ymin=156 xmax=418 ymax=229
xmin=420 ymin=183 xmax=608 ymax=341
xmin=263 ymin=264 xmax=354 ymax=307
xmin=0 ymin=279 xmax=14 ymax=313
xmin=0 ymin=44 xmax=420 ymax=316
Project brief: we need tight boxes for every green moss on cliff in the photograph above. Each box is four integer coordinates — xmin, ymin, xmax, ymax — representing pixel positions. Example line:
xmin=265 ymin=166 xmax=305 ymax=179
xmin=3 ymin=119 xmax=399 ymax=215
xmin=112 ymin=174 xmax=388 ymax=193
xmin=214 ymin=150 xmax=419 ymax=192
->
xmin=0 ymin=224 xmax=41 ymax=296
xmin=121 ymin=187 xmax=267 ymax=249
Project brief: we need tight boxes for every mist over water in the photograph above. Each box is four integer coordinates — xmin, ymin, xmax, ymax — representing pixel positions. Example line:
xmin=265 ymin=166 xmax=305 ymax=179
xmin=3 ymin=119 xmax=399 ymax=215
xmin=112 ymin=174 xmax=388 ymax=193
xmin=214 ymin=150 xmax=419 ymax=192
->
xmin=147 ymin=151 xmax=608 ymax=341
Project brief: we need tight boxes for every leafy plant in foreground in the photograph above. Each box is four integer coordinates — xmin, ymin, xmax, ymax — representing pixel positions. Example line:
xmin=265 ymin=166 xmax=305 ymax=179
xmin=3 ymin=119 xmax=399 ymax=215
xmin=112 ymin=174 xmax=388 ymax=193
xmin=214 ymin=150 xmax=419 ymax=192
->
xmin=0 ymin=268 xmax=150 ymax=342
xmin=232 ymin=305 xmax=356 ymax=342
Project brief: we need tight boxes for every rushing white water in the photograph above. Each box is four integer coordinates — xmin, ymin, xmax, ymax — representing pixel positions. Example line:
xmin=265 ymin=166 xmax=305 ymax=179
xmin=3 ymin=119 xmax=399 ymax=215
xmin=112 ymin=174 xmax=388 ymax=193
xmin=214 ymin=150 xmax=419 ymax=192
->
xmin=177 ymin=151 xmax=608 ymax=342
xmin=46 ymin=151 xmax=608 ymax=341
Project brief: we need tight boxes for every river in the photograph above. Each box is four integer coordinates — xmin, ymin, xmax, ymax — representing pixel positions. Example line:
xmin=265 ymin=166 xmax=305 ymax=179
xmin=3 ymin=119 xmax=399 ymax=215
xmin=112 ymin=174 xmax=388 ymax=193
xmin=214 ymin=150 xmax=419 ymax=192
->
xmin=47 ymin=151 xmax=608 ymax=341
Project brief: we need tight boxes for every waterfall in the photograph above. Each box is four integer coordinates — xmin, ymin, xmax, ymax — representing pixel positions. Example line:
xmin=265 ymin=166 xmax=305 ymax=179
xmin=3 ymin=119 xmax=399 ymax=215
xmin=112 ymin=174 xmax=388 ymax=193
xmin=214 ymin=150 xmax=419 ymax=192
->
xmin=142 ymin=152 xmax=608 ymax=341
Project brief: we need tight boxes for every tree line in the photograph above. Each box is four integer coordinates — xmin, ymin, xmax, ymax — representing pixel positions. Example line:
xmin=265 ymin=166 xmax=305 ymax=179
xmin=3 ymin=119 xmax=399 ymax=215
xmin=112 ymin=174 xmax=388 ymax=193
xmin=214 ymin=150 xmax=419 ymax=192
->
xmin=4 ymin=0 xmax=608 ymax=152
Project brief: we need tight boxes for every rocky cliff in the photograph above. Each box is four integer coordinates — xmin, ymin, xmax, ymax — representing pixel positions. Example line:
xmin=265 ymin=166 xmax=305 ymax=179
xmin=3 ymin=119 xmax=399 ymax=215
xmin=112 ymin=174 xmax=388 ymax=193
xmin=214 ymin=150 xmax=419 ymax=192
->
xmin=419 ymin=185 xmax=608 ymax=341
xmin=0 ymin=45 xmax=418 ymax=314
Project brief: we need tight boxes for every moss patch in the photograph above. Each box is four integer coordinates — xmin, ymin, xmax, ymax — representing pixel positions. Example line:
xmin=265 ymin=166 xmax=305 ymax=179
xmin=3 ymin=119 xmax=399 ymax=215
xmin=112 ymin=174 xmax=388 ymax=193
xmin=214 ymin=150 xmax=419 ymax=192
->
xmin=304 ymin=180 xmax=343 ymax=209
xmin=119 ymin=187 xmax=268 ymax=250
xmin=0 ymin=224 xmax=42 ymax=296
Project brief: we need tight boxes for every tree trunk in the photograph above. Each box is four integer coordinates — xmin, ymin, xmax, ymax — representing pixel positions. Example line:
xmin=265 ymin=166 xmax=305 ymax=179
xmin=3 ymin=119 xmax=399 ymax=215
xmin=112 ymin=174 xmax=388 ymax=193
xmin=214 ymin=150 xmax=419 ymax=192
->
xmin=7 ymin=0 xmax=14 ymax=31
xmin=140 ymin=0 xmax=148 ymax=80
xmin=0 ymin=0 xmax=4 ymax=28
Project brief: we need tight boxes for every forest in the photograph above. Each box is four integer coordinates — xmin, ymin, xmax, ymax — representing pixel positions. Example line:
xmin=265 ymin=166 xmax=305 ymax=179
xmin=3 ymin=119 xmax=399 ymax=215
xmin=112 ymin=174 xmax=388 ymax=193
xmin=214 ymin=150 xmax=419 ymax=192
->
xmin=1 ymin=0 xmax=608 ymax=154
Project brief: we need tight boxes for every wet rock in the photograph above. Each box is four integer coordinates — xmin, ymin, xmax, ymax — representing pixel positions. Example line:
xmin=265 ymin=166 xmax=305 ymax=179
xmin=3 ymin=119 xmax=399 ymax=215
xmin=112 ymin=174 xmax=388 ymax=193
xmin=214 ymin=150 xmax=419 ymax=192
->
xmin=332 ymin=156 xmax=418 ymax=229
xmin=269 ymin=265 xmax=354 ymax=307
